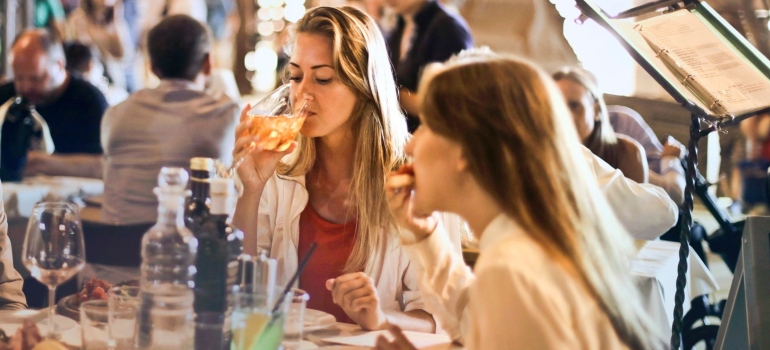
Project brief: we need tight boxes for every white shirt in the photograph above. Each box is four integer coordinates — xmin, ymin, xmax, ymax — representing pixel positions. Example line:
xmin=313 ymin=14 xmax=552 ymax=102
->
xmin=406 ymin=214 xmax=630 ymax=349
xmin=584 ymin=147 xmax=678 ymax=239
xmin=255 ymin=173 xmax=464 ymax=319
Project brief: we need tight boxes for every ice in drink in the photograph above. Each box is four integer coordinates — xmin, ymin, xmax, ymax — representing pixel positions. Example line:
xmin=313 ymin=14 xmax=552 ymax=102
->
xmin=248 ymin=114 xmax=306 ymax=152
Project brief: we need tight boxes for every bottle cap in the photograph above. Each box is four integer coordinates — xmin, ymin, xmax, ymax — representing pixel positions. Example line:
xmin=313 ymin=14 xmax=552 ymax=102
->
xmin=210 ymin=178 xmax=234 ymax=195
xmin=158 ymin=167 xmax=189 ymax=188
xmin=190 ymin=157 xmax=215 ymax=171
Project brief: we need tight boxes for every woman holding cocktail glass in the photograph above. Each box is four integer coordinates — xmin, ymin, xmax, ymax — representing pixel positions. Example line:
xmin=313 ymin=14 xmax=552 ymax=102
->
xmin=380 ymin=55 xmax=665 ymax=349
xmin=231 ymin=6 xmax=438 ymax=332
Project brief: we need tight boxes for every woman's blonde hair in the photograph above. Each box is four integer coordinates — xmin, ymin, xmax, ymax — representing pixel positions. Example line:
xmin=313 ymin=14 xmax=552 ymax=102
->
xmin=552 ymin=67 xmax=623 ymax=169
xmin=279 ymin=6 xmax=409 ymax=272
xmin=421 ymin=56 xmax=663 ymax=350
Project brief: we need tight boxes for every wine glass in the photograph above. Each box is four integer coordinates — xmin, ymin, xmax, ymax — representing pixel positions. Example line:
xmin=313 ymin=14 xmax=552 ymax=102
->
xmin=219 ymin=84 xmax=309 ymax=178
xmin=22 ymin=202 xmax=86 ymax=340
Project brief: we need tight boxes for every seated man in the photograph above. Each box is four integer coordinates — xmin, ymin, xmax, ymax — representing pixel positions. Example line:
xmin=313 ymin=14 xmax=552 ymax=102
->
xmin=100 ymin=14 xmax=239 ymax=225
xmin=0 ymin=29 xmax=108 ymax=179
xmin=0 ymin=182 xmax=27 ymax=310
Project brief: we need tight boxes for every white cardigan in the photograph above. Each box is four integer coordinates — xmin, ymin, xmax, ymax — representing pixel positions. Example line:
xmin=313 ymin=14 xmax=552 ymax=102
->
xmin=254 ymin=173 xmax=463 ymax=317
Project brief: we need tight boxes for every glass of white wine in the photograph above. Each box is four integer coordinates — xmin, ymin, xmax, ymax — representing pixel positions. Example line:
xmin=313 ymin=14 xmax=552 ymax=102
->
xmin=220 ymin=84 xmax=309 ymax=178
xmin=22 ymin=202 xmax=86 ymax=340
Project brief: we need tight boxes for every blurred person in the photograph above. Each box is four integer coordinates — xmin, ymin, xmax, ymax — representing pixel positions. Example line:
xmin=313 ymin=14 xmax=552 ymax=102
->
xmin=384 ymin=0 xmax=473 ymax=132
xmin=35 ymin=0 xmax=67 ymax=40
xmin=0 ymin=29 xmax=107 ymax=179
xmin=100 ymin=14 xmax=238 ymax=225
xmin=0 ymin=182 xmax=26 ymax=310
xmin=63 ymin=41 xmax=129 ymax=105
xmin=608 ymin=105 xmax=686 ymax=205
xmin=380 ymin=55 xmax=664 ymax=350
xmin=739 ymin=113 xmax=770 ymax=213
xmin=138 ymin=0 xmax=207 ymax=37
xmin=66 ymin=0 xmax=134 ymax=91
xmin=554 ymin=67 xmax=649 ymax=184
xmin=232 ymin=6 xmax=448 ymax=332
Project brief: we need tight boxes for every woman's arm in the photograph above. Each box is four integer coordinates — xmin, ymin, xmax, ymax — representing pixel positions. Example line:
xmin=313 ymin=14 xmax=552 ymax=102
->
xmin=617 ymin=135 xmax=648 ymax=184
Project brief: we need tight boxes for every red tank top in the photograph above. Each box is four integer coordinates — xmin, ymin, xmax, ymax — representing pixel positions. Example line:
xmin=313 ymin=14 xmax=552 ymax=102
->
xmin=297 ymin=204 xmax=358 ymax=324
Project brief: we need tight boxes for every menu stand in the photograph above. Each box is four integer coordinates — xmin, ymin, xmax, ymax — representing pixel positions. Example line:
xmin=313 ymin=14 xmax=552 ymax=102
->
xmin=574 ymin=1 xmax=770 ymax=349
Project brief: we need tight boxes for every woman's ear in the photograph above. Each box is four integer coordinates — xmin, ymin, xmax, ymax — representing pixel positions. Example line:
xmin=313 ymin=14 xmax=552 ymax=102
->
xmin=455 ymin=146 xmax=469 ymax=172
xmin=594 ymin=101 xmax=601 ymax=121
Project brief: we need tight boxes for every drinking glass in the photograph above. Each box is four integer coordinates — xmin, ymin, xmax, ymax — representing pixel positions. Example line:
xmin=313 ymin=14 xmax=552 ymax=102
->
xmin=81 ymin=300 xmax=110 ymax=350
xmin=220 ymin=84 xmax=309 ymax=178
xmin=282 ymin=289 xmax=309 ymax=350
xmin=22 ymin=202 xmax=85 ymax=340
xmin=108 ymin=286 xmax=140 ymax=349
xmin=231 ymin=285 xmax=291 ymax=350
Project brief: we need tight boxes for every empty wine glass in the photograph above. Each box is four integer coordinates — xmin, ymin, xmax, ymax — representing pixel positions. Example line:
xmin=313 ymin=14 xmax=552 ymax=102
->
xmin=22 ymin=202 xmax=86 ymax=340
xmin=219 ymin=84 xmax=309 ymax=178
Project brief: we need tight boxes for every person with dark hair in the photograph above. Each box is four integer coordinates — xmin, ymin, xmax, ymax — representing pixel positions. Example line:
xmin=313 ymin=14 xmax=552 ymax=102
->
xmin=384 ymin=0 xmax=474 ymax=132
xmin=101 ymin=14 xmax=238 ymax=225
xmin=0 ymin=29 xmax=108 ymax=179
xmin=64 ymin=41 xmax=129 ymax=105
xmin=146 ymin=14 xmax=210 ymax=80
xmin=63 ymin=41 xmax=95 ymax=73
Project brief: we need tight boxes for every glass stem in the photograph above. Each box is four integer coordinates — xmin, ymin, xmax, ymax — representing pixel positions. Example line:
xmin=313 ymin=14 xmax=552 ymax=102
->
xmin=47 ymin=286 xmax=58 ymax=339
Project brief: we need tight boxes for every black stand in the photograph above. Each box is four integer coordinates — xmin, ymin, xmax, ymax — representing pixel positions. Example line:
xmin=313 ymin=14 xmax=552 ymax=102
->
xmin=574 ymin=1 xmax=770 ymax=348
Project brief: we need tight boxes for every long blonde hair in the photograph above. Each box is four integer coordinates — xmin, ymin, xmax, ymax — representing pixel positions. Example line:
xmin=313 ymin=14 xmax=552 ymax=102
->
xmin=552 ymin=67 xmax=624 ymax=169
xmin=421 ymin=56 xmax=663 ymax=350
xmin=279 ymin=6 xmax=410 ymax=272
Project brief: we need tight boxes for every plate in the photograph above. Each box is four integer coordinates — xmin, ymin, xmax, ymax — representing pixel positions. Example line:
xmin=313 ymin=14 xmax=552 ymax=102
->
xmin=0 ymin=309 xmax=78 ymax=335
xmin=303 ymin=309 xmax=336 ymax=332
xmin=55 ymin=295 xmax=81 ymax=321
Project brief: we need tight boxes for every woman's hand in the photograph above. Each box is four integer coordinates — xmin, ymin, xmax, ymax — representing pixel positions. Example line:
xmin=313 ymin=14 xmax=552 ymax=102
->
xmin=375 ymin=325 xmax=418 ymax=350
xmin=233 ymin=104 xmax=297 ymax=191
xmin=661 ymin=137 xmax=686 ymax=159
xmin=325 ymin=272 xmax=386 ymax=331
xmin=385 ymin=170 xmax=437 ymax=243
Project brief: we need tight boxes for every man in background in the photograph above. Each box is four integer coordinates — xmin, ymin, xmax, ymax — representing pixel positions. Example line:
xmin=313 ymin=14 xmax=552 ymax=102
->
xmin=384 ymin=0 xmax=473 ymax=132
xmin=0 ymin=29 xmax=108 ymax=179
xmin=100 ymin=15 xmax=238 ymax=225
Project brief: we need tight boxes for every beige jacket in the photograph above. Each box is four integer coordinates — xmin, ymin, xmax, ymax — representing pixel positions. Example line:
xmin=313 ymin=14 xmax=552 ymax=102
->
xmin=0 ymin=183 xmax=27 ymax=310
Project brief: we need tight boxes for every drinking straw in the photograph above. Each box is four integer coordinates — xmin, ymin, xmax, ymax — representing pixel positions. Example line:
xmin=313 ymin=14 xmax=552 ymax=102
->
xmin=271 ymin=242 xmax=317 ymax=315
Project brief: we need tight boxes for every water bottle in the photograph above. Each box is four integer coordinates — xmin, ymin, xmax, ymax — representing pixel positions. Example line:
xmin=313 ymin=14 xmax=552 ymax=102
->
xmin=136 ymin=167 xmax=198 ymax=349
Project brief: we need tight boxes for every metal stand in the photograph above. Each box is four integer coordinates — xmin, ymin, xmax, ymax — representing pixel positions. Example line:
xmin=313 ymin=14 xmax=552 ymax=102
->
xmin=672 ymin=114 xmax=717 ymax=348
xmin=572 ymin=1 xmax=770 ymax=347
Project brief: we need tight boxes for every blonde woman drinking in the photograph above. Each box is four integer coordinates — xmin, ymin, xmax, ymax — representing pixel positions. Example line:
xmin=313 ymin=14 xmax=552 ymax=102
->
xmin=232 ymin=6 xmax=438 ymax=332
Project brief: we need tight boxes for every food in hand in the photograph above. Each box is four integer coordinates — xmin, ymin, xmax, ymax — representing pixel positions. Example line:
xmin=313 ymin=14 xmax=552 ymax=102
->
xmin=387 ymin=164 xmax=415 ymax=190
xmin=75 ymin=277 xmax=112 ymax=306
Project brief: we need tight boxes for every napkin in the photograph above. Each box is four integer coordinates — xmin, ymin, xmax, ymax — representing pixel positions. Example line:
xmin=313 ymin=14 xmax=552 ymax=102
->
xmin=322 ymin=330 xmax=451 ymax=348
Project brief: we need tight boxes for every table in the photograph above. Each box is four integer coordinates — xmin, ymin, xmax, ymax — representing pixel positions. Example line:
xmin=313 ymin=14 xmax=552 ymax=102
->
xmin=49 ymin=321 xmax=459 ymax=349
xmin=631 ymin=240 xmax=719 ymax=341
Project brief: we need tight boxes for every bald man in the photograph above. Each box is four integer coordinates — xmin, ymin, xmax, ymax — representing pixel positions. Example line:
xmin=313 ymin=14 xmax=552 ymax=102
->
xmin=0 ymin=29 xmax=107 ymax=179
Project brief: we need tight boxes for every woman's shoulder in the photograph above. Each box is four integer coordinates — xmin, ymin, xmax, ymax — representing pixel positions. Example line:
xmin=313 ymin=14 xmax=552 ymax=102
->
xmin=615 ymin=134 xmax=648 ymax=182
xmin=616 ymin=134 xmax=645 ymax=155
